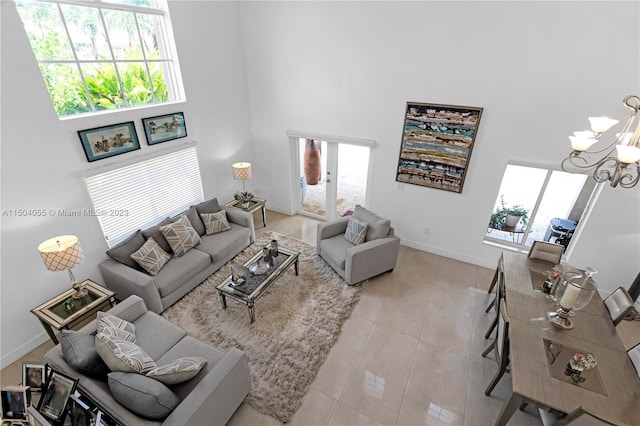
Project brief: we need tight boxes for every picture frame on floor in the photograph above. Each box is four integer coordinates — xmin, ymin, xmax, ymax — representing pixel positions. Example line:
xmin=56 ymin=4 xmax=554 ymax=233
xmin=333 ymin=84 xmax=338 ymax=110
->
xmin=396 ymin=101 xmax=483 ymax=193
xmin=1 ymin=385 xmax=30 ymax=421
xmin=78 ymin=121 xmax=140 ymax=162
xmin=37 ymin=369 xmax=77 ymax=425
xmin=22 ymin=363 xmax=46 ymax=393
xmin=141 ymin=112 xmax=187 ymax=145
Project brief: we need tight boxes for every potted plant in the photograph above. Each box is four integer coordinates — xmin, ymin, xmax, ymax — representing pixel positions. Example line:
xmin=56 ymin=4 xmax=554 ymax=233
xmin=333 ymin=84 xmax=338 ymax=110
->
xmin=489 ymin=196 xmax=529 ymax=229
xmin=234 ymin=191 xmax=253 ymax=208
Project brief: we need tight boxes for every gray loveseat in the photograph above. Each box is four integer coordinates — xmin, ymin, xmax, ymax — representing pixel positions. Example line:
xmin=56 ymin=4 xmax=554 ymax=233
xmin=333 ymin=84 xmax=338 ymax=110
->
xmin=44 ymin=295 xmax=251 ymax=425
xmin=99 ymin=198 xmax=256 ymax=313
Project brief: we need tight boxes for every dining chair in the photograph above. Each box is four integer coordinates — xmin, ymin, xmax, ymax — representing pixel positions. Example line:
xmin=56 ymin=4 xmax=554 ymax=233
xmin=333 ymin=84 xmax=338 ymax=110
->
xmin=603 ymin=287 xmax=635 ymax=326
xmin=482 ymin=296 xmax=510 ymax=396
xmin=484 ymin=266 xmax=505 ymax=339
xmin=537 ymin=405 xmax=625 ymax=426
xmin=628 ymin=342 xmax=640 ymax=379
xmin=485 ymin=254 xmax=504 ymax=314
xmin=487 ymin=253 xmax=504 ymax=294
xmin=528 ymin=240 xmax=564 ymax=264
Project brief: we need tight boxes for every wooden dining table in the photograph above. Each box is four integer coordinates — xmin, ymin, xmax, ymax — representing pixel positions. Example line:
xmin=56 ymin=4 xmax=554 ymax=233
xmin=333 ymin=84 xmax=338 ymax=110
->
xmin=495 ymin=251 xmax=640 ymax=426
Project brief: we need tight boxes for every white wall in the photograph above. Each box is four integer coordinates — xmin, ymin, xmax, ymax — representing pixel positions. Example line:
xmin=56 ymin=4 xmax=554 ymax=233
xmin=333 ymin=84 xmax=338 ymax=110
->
xmin=238 ymin=1 xmax=639 ymax=288
xmin=0 ymin=1 xmax=252 ymax=367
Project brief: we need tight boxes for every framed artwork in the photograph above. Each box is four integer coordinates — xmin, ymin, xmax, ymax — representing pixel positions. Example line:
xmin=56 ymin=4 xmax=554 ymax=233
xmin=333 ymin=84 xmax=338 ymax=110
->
xmin=37 ymin=369 xmax=78 ymax=425
xmin=1 ymin=385 xmax=30 ymax=420
xmin=78 ymin=121 xmax=140 ymax=162
xmin=22 ymin=363 xmax=46 ymax=393
xmin=142 ymin=112 xmax=187 ymax=145
xmin=67 ymin=394 xmax=94 ymax=426
xmin=396 ymin=102 xmax=483 ymax=193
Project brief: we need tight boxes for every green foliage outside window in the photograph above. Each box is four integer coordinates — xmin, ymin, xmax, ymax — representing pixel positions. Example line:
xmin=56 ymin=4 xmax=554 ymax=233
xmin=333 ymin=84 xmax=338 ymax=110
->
xmin=15 ymin=0 xmax=174 ymax=117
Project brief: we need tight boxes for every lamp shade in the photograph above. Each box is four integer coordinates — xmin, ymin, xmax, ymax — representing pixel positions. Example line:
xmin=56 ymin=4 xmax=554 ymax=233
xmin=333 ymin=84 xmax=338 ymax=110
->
xmin=232 ymin=162 xmax=252 ymax=181
xmin=38 ymin=235 xmax=85 ymax=272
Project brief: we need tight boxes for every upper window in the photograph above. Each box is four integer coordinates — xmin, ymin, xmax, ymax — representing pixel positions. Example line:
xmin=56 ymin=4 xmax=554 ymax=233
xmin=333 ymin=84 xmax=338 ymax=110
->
xmin=15 ymin=0 xmax=184 ymax=117
xmin=484 ymin=163 xmax=598 ymax=253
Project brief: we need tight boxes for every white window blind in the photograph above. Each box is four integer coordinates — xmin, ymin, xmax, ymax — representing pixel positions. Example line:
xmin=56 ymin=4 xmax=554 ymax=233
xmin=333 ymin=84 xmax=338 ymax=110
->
xmin=85 ymin=145 xmax=204 ymax=247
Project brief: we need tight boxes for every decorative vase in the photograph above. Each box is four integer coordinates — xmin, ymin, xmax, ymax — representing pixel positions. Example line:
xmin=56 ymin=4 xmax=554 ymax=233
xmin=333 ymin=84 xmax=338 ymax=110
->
xmin=505 ymin=214 xmax=521 ymax=227
xmin=303 ymin=139 xmax=321 ymax=185
xmin=241 ymin=200 xmax=250 ymax=209
xmin=263 ymin=246 xmax=273 ymax=266
xmin=270 ymin=239 xmax=279 ymax=258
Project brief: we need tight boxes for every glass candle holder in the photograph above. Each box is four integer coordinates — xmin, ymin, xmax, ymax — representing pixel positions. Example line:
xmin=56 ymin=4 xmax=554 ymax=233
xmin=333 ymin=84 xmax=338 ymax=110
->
xmin=547 ymin=272 xmax=598 ymax=329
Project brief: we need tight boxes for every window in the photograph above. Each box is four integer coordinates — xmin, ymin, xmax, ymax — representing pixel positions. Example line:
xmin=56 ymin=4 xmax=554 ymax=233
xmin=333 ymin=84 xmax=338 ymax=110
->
xmin=15 ymin=0 xmax=184 ymax=117
xmin=84 ymin=144 xmax=203 ymax=247
xmin=484 ymin=163 xmax=598 ymax=252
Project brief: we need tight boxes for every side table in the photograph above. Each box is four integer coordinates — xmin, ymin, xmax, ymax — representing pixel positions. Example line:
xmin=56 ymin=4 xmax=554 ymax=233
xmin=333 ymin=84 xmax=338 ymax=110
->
xmin=31 ymin=280 xmax=116 ymax=344
xmin=225 ymin=197 xmax=267 ymax=227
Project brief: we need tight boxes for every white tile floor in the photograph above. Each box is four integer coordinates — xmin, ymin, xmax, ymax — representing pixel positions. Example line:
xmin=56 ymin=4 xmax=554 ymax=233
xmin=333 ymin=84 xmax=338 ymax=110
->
xmin=3 ymin=211 xmax=638 ymax=426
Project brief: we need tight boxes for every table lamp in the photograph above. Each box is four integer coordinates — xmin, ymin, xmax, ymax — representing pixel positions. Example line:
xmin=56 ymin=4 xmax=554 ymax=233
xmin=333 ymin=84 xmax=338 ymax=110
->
xmin=38 ymin=235 xmax=87 ymax=299
xmin=232 ymin=162 xmax=252 ymax=191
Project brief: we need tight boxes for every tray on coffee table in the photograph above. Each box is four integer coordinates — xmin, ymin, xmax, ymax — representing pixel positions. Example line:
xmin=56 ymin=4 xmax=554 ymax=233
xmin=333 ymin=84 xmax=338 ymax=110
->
xmin=216 ymin=245 xmax=300 ymax=323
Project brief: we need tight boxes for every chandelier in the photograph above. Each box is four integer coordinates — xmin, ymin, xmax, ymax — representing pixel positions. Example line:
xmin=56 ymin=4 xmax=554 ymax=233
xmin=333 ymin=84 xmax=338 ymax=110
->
xmin=561 ymin=95 xmax=640 ymax=188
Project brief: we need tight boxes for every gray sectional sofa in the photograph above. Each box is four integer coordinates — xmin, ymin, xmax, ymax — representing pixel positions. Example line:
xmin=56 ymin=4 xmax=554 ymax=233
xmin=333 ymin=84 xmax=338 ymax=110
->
xmin=99 ymin=198 xmax=256 ymax=313
xmin=44 ymin=295 xmax=251 ymax=425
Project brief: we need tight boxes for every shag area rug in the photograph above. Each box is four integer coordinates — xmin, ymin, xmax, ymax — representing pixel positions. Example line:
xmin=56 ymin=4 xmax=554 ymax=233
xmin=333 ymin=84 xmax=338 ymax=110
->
xmin=162 ymin=231 xmax=361 ymax=422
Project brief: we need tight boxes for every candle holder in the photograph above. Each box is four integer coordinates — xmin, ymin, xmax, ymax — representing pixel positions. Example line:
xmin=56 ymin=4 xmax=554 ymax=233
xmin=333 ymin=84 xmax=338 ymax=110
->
xmin=547 ymin=269 xmax=598 ymax=329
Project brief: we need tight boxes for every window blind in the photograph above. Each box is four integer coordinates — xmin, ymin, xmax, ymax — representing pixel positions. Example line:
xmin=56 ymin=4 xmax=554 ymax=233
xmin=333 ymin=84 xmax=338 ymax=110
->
xmin=84 ymin=145 xmax=204 ymax=247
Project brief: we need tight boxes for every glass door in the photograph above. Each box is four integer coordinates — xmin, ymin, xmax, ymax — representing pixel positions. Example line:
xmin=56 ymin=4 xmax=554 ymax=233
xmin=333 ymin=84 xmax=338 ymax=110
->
xmin=297 ymin=138 xmax=370 ymax=220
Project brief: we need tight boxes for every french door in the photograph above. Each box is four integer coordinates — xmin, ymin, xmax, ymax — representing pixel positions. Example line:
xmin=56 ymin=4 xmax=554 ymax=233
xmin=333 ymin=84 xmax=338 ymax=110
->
xmin=289 ymin=132 xmax=374 ymax=220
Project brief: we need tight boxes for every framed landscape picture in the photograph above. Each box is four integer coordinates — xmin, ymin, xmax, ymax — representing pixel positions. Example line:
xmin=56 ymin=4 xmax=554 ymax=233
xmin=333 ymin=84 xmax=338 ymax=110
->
xmin=78 ymin=121 xmax=140 ymax=162
xmin=142 ymin=112 xmax=187 ymax=145
xmin=396 ymin=102 xmax=483 ymax=193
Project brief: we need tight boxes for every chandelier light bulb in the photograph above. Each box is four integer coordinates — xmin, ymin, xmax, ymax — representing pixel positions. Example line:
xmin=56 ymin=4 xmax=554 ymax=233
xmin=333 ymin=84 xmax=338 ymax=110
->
xmin=588 ymin=117 xmax=619 ymax=134
xmin=569 ymin=135 xmax=597 ymax=152
xmin=616 ymin=145 xmax=640 ymax=164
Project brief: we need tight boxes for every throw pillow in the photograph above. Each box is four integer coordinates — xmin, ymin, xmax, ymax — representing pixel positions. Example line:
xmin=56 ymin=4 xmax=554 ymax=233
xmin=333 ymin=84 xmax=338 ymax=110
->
xmin=130 ymin=237 xmax=171 ymax=276
xmin=95 ymin=333 xmax=156 ymax=374
xmin=106 ymin=229 xmax=145 ymax=270
xmin=141 ymin=217 xmax=174 ymax=254
xmin=353 ymin=204 xmax=391 ymax=242
xmin=146 ymin=357 xmax=207 ymax=385
xmin=194 ymin=197 xmax=221 ymax=215
xmin=177 ymin=206 xmax=206 ymax=236
xmin=97 ymin=312 xmax=136 ymax=343
xmin=200 ymin=211 xmax=231 ymax=235
xmin=160 ymin=215 xmax=201 ymax=257
xmin=108 ymin=372 xmax=179 ymax=420
xmin=60 ymin=330 xmax=110 ymax=376
xmin=344 ymin=217 xmax=368 ymax=245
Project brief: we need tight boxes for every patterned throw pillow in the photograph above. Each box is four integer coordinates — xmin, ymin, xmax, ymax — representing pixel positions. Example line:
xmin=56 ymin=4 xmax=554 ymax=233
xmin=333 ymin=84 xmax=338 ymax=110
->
xmin=97 ymin=312 xmax=136 ymax=343
xmin=146 ymin=357 xmax=208 ymax=385
xmin=130 ymin=237 xmax=171 ymax=275
xmin=199 ymin=211 xmax=231 ymax=235
xmin=344 ymin=217 xmax=368 ymax=245
xmin=95 ymin=333 xmax=156 ymax=374
xmin=160 ymin=215 xmax=201 ymax=257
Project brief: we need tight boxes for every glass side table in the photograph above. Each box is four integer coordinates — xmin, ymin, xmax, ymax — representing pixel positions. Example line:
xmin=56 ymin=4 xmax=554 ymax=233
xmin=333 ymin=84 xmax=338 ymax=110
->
xmin=225 ymin=197 xmax=267 ymax=227
xmin=31 ymin=280 xmax=116 ymax=344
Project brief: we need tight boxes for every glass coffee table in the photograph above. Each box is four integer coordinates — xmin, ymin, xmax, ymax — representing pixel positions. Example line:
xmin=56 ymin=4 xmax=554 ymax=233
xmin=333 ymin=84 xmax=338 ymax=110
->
xmin=216 ymin=245 xmax=300 ymax=324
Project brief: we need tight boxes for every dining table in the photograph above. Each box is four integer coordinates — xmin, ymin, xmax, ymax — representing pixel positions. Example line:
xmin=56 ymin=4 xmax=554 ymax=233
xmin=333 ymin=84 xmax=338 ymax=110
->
xmin=495 ymin=251 xmax=640 ymax=426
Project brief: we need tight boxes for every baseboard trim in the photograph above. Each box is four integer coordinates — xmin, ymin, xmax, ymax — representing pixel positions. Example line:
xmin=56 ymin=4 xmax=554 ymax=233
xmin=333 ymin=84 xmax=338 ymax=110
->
xmin=400 ymin=239 xmax=496 ymax=270
xmin=0 ymin=332 xmax=50 ymax=370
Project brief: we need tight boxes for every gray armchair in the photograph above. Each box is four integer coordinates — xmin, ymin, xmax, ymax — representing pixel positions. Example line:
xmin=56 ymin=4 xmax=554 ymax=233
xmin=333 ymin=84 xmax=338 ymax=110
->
xmin=317 ymin=205 xmax=400 ymax=285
